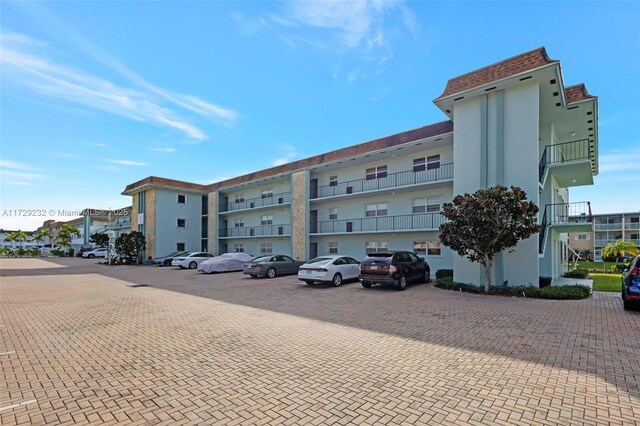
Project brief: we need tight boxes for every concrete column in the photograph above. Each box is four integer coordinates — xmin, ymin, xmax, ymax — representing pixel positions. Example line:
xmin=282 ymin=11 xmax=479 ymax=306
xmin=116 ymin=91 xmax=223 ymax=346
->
xmin=207 ymin=191 xmax=217 ymax=255
xmin=291 ymin=170 xmax=309 ymax=260
xmin=144 ymin=189 xmax=157 ymax=259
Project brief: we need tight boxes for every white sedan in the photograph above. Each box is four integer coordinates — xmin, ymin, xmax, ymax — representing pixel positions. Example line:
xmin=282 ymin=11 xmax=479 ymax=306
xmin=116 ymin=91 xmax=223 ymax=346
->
xmin=171 ymin=252 xmax=214 ymax=269
xmin=297 ymin=255 xmax=360 ymax=287
xmin=82 ymin=248 xmax=109 ymax=258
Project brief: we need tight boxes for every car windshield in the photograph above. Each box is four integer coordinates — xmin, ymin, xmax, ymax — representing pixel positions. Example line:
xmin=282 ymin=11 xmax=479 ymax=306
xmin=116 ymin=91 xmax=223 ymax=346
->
xmin=251 ymin=255 xmax=272 ymax=262
xmin=160 ymin=251 xmax=179 ymax=258
xmin=306 ymin=257 xmax=333 ymax=265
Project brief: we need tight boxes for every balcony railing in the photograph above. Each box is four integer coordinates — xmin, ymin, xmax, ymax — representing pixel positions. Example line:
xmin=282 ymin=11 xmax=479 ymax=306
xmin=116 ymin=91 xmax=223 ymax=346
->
xmin=310 ymin=213 xmax=444 ymax=234
xmin=545 ymin=202 xmax=592 ymax=225
xmin=594 ymin=223 xmax=623 ymax=231
xmin=219 ymin=224 xmax=291 ymax=238
xmin=538 ymin=139 xmax=590 ymax=183
xmin=312 ymin=163 xmax=453 ymax=199
xmin=219 ymin=192 xmax=291 ymax=213
xmin=92 ymin=219 xmax=132 ymax=234
xmin=625 ymin=222 xmax=640 ymax=230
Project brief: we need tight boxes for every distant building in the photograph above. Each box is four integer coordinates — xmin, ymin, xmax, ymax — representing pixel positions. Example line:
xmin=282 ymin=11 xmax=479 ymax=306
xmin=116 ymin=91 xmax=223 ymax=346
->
xmin=569 ymin=212 xmax=640 ymax=260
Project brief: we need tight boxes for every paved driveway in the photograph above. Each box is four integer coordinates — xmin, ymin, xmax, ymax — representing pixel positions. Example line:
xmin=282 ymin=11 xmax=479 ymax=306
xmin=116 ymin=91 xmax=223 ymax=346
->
xmin=1 ymin=258 xmax=639 ymax=425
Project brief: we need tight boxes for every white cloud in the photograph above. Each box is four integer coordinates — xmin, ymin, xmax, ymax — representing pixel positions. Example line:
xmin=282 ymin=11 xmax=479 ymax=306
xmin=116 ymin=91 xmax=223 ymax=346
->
xmin=1 ymin=31 xmax=239 ymax=140
xmin=0 ymin=160 xmax=35 ymax=171
xmin=598 ymin=148 xmax=640 ymax=173
xmin=271 ymin=144 xmax=297 ymax=166
xmin=110 ymin=160 xmax=147 ymax=166
xmin=90 ymin=143 xmax=105 ymax=147
xmin=4 ymin=181 xmax=33 ymax=186
xmin=0 ymin=170 xmax=42 ymax=179
xmin=150 ymin=147 xmax=176 ymax=153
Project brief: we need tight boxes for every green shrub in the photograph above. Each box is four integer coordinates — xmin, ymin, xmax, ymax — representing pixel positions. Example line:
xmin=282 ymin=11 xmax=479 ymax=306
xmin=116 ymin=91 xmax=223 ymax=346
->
xmin=563 ymin=269 xmax=589 ymax=279
xmin=67 ymin=248 xmax=75 ymax=257
xmin=50 ymin=249 xmax=62 ymax=256
xmin=435 ymin=278 xmax=591 ymax=300
xmin=435 ymin=269 xmax=454 ymax=279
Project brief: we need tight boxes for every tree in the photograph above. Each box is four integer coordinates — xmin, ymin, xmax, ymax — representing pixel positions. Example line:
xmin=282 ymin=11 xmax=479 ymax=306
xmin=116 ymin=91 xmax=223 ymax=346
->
xmin=115 ymin=231 xmax=146 ymax=264
xmin=439 ymin=185 xmax=540 ymax=293
xmin=602 ymin=240 xmax=639 ymax=263
xmin=32 ymin=229 xmax=52 ymax=256
xmin=56 ymin=224 xmax=81 ymax=255
xmin=89 ymin=232 xmax=109 ymax=248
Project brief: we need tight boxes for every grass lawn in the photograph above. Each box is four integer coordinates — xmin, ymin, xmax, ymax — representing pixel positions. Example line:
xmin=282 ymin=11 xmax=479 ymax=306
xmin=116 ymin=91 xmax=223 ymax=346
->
xmin=591 ymin=273 xmax=622 ymax=292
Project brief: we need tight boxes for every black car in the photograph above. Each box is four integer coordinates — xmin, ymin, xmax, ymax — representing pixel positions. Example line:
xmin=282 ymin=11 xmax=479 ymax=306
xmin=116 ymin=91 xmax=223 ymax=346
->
xmin=622 ymin=255 xmax=640 ymax=311
xmin=359 ymin=251 xmax=430 ymax=291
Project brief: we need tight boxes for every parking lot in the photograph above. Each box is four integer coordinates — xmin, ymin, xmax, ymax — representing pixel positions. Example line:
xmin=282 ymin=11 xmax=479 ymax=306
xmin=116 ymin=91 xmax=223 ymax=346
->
xmin=1 ymin=257 xmax=639 ymax=425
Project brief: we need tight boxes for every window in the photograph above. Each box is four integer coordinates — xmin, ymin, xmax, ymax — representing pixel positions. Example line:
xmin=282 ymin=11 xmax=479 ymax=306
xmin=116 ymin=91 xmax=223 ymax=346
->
xmin=177 ymin=194 xmax=187 ymax=204
xmin=177 ymin=218 xmax=186 ymax=228
xmin=261 ymin=215 xmax=273 ymax=225
xmin=329 ymin=208 xmax=338 ymax=220
xmin=234 ymin=194 xmax=245 ymax=204
xmin=202 ymin=194 xmax=209 ymax=215
xmin=427 ymin=155 xmax=440 ymax=170
xmin=234 ymin=243 xmax=244 ymax=253
xmin=426 ymin=241 xmax=441 ymax=256
xmin=631 ymin=233 xmax=639 ymax=240
xmin=413 ymin=241 xmax=426 ymax=255
xmin=260 ymin=242 xmax=272 ymax=254
xmin=365 ymin=165 xmax=387 ymax=180
xmin=329 ymin=175 xmax=338 ymax=187
xmin=176 ymin=242 xmax=185 ymax=251
xmin=329 ymin=242 xmax=338 ymax=254
xmin=576 ymin=234 xmax=590 ymax=240
xmin=234 ymin=218 xmax=244 ymax=228
xmin=631 ymin=217 xmax=639 ymax=223
xmin=412 ymin=197 xmax=441 ymax=213
xmin=366 ymin=241 xmax=388 ymax=254
xmin=261 ymin=188 xmax=273 ymax=199
xmin=413 ymin=157 xmax=425 ymax=172
xmin=365 ymin=203 xmax=387 ymax=217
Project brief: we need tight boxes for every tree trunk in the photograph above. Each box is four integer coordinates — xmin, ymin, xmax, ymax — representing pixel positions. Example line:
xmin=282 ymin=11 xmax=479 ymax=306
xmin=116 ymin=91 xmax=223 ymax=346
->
xmin=484 ymin=255 xmax=493 ymax=293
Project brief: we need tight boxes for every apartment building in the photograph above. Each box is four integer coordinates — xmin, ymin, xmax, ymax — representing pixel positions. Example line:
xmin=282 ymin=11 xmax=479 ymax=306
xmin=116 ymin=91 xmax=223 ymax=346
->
xmin=569 ymin=212 xmax=640 ymax=260
xmin=123 ymin=47 xmax=599 ymax=286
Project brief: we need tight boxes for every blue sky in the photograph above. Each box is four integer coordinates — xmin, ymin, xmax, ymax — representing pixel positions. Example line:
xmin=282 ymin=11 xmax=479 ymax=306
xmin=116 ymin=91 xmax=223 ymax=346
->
xmin=1 ymin=1 xmax=639 ymax=231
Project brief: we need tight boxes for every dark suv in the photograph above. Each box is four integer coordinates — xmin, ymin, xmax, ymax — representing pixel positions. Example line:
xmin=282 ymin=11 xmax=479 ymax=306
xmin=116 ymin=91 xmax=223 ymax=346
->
xmin=622 ymin=255 xmax=640 ymax=310
xmin=359 ymin=251 xmax=430 ymax=291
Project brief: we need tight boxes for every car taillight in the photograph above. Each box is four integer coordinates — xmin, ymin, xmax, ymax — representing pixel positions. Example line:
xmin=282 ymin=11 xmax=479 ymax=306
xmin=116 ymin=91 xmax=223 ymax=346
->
xmin=630 ymin=268 xmax=640 ymax=276
xmin=389 ymin=265 xmax=397 ymax=274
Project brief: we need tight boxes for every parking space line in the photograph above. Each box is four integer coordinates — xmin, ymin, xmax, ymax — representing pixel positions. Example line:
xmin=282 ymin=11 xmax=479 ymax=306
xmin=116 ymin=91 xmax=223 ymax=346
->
xmin=0 ymin=399 xmax=37 ymax=413
xmin=0 ymin=351 xmax=16 ymax=356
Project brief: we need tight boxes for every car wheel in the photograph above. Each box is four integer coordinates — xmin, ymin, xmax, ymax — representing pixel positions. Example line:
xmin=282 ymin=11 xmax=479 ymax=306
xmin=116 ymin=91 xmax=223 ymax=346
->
xmin=250 ymin=274 xmax=258 ymax=278
xmin=179 ymin=266 xmax=185 ymax=269
xmin=397 ymin=275 xmax=407 ymax=291
xmin=164 ymin=260 xmax=171 ymax=267
xmin=332 ymin=273 xmax=342 ymax=287
xmin=361 ymin=282 xmax=372 ymax=288
xmin=304 ymin=280 xmax=315 ymax=285
xmin=623 ymin=298 xmax=632 ymax=311
xmin=423 ymin=269 xmax=431 ymax=283
xmin=266 ymin=268 xmax=276 ymax=278
xmin=189 ymin=261 xmax=197 ymax=269
xmin=88 ymin=254 xmax=95 ymax=259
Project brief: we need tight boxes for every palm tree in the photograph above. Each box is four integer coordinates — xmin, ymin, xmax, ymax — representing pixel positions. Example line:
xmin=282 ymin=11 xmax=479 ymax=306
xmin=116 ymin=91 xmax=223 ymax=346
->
xmin=602 ymin=240 xmax=640 ymax=264
xmin=56 ymin=224 xmax=81 ymax=255
xmin=32 ymin=229 xmax=52 ymax=256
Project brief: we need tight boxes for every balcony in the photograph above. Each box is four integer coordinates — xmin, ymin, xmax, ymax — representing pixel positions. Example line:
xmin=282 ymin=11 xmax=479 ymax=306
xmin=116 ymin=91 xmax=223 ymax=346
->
xmin=594 ymin=223 xmax=623 ymax=231
xmin=92 ymin=219 xmax=132 ymax=234
xmin=311 ymin=163 xmax=453 ymax=200
xmin=625 ymin=222 xmax=640 ymax=230
xmin=218 ymin=224 xmax=291 ymax=239
xmin=539 ymin=202 xmax=592 ymax=254
xmin=310 ymin=213 xmax=444 ymax=235
xmin=219 ymin=192 xmax=291 ymax=214
xmin=538 ymin=139 xmax=593 ymax=187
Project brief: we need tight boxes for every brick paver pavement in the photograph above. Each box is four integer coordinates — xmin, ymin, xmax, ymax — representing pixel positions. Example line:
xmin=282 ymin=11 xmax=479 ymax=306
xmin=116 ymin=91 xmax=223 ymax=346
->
xmin=1 ymin=258 xmax=639 ymax=425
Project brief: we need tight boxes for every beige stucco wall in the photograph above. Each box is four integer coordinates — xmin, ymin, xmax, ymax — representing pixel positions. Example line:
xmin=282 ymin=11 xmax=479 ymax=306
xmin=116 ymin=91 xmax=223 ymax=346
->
xmin=145 ymin=189 xmax=157 ymax=259
xmin=291 ymin=171 xmax=308 ymax=260
xmin=131 ymin=195 xmax=138 ymax=229
xmin=208 ymin=191 xmax=217 ymax=254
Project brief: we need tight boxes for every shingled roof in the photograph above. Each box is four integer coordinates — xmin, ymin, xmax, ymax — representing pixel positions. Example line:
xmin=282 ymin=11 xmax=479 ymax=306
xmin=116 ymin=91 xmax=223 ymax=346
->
xmin=565 ymin=83 xmax=597 ymax=104
xmin=123 ymin=120 xmax=453 ymax=195
xmin=435 ymin=47 xmax=558 ymax=101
